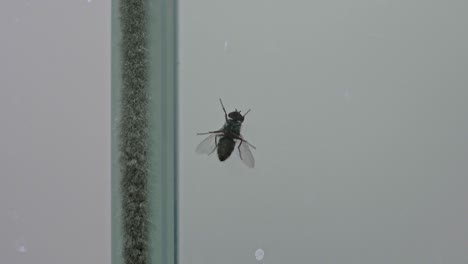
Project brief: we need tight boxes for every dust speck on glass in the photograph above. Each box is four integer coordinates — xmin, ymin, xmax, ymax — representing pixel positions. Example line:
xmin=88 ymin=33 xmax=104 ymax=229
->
xmin=196 ymin=99 xmax=256 ymax=168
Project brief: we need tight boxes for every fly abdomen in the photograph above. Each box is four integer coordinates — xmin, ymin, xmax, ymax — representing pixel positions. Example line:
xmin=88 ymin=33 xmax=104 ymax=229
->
xmin=217 ymin=136 xmax=236 ymax=161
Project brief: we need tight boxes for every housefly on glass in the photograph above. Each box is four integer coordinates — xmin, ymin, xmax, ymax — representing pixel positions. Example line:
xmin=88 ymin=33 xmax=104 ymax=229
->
xmin=196 ymin=99 xmax=256 ymax=168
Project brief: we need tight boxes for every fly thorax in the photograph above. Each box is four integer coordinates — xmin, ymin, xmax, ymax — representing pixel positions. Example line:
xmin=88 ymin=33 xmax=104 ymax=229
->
xmin=224 ymin=120 xmax=242 ymax=135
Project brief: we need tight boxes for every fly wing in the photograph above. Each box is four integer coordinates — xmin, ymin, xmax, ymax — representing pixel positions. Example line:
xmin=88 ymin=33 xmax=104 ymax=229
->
xmin=237 ymin=140 xmax=255 ymax=168
xmin=195 ymin=133 xmax=220 ymax=155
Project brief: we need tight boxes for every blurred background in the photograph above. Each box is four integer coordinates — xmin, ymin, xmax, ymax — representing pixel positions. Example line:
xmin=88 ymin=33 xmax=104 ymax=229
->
xmin=0 ymin=0 xmax=110 ymax=263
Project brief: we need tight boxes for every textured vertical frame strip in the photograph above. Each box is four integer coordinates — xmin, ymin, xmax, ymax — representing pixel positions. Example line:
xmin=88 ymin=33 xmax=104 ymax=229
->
xmin=119 ymin=1 xmax=150 ymax=264
xmin=112 ymin=0 xmax=177 ymax=264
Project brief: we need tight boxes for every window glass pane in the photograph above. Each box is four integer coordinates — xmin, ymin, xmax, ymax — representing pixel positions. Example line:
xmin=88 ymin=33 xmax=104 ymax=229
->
xmin=178 ymin=1 xmax=468 ymax=263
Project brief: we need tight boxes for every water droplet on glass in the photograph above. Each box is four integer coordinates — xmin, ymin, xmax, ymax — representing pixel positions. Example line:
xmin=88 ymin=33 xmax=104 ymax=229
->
xmin=255 ymin=248 xmax=264 ymax=261
xmin=343 ymin=87 xmax=351 ymax=102
xmin=17 ymin=245 xmax=27 ymax=253
xmin=16 ymin=239 xmax=27 ymax=253
xmin=224 ymin=41 xmax=229 ymax=52
xmin=11 ymin=210 xmax=20 ymax=220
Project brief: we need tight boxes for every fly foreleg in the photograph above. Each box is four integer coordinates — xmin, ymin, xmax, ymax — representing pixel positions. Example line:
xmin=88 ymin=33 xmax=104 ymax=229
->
xmin=219 ymin=98 xmax=229 ymax=123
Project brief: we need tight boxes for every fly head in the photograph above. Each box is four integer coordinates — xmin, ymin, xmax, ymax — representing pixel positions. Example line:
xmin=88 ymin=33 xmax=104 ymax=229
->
xmin=228 ymin=110 xmax=245 ymax=123
xmin=219 ymin=98 xmax=251 ymax=123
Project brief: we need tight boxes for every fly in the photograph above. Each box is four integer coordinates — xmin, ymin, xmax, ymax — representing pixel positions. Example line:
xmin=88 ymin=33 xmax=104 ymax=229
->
xmin=196 ymin=99 xmax=256 ymax=168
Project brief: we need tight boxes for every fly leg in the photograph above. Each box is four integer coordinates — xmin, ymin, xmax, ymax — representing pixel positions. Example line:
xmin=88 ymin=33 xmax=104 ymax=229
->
xmin=237 ymin=139 xmax=244 ymax=160
xmin=244 ymin=140 xmax=256 ymax=149
xmin=232 ymin=135 xmax=256 ymax=150
xmin=235 ymin=136 xmax=256 ymax=160
xmin=206 ymin=134 xmax=220 ymax=155
xmin=197 ymin=130 xmax=223 ymax=136
xmin=219 ymin=98 xmax=228 ymax=122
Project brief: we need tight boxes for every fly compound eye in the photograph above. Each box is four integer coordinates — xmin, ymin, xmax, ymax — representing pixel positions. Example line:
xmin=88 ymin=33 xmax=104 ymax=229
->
xmin=228 ymin=111 xmax=244 ymax=122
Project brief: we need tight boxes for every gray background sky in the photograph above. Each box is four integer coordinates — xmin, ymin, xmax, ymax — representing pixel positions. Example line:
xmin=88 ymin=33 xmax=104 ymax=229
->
xmin=0 ymin=0 xmax=110 ymax=263
xmin=179 ymin=0 xmax=468 ymax=263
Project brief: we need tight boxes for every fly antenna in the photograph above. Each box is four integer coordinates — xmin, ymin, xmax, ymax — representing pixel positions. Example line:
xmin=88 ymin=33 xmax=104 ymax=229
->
xmin=243 ymin=109 xmax=251 ymax=117
xmin=219 ymin=98 xmax=228 ymax=122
